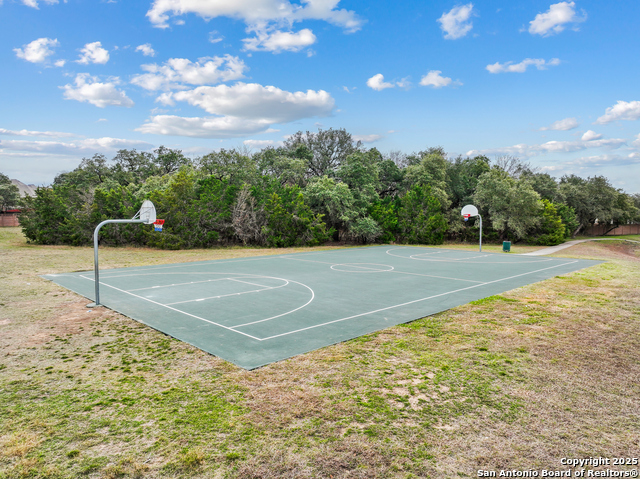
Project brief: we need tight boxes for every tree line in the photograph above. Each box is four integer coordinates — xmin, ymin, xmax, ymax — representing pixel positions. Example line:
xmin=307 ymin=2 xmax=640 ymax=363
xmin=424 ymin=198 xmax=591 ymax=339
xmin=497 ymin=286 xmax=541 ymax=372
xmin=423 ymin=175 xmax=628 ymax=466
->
xmin=9 ymin=128 xmax=640 ymax=249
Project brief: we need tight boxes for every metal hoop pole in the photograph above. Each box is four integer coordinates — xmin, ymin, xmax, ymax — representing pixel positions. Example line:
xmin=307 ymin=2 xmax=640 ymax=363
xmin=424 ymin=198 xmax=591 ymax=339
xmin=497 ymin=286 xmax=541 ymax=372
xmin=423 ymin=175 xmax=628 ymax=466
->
xmin=89 ymin=219 xmax=144 ymax=307
xmin=478 ymin=214 xmax=482 ymax=252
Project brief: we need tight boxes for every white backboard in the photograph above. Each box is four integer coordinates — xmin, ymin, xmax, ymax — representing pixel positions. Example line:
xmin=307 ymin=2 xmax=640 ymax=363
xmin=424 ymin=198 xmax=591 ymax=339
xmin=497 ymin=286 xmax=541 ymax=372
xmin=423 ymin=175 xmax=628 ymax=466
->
xmin=461 ymin=204 xmax=479 ymax=217
xmin=138 ymin=200 xmax=156 ymax=224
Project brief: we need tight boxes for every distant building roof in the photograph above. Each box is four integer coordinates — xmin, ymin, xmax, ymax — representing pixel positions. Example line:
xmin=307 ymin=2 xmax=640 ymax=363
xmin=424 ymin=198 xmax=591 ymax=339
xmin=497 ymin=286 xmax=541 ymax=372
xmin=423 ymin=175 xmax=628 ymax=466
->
xmin=11 ymin=179 xmax=37 ymax=197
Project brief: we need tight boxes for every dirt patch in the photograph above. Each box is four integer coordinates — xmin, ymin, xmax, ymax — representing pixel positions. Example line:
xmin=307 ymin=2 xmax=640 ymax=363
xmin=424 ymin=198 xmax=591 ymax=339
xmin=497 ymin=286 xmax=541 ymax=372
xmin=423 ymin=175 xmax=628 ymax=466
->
xmin=561 ymin=240 xmax=640 ymax=261
xmin=16 ymin=301 xmax=110 ymax=348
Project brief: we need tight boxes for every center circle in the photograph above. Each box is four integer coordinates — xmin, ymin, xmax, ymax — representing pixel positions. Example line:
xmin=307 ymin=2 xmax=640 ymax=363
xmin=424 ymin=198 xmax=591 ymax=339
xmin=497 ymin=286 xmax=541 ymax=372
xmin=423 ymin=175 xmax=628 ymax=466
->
xmin=330 ymin=263 xmax=394 ymax=273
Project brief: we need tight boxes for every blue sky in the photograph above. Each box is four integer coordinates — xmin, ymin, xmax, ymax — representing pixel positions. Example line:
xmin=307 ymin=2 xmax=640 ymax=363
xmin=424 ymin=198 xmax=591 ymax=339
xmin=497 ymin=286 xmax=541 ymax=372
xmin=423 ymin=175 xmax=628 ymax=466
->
xmin=1 ymin=0 xmax=639 ymax=193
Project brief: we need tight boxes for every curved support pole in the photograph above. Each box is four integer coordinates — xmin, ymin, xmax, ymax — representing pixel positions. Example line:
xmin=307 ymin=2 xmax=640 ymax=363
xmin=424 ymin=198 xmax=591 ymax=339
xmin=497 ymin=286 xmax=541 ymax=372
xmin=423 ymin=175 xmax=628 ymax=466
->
xmin=88 ymin=219 xmax=144 ymax=307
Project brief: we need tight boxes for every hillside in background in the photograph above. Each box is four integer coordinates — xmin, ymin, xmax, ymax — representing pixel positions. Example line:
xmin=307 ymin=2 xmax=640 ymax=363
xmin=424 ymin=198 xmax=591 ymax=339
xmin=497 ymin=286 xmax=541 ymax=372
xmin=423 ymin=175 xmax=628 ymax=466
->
xmin=11 ymin=179 xmax=37 ymax=198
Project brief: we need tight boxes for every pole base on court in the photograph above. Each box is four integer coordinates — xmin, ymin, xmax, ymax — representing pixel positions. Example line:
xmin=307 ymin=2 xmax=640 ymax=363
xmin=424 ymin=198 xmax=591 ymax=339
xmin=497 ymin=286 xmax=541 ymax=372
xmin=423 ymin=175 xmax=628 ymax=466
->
xmin=86 ymin=302 xmax=99 ymax=308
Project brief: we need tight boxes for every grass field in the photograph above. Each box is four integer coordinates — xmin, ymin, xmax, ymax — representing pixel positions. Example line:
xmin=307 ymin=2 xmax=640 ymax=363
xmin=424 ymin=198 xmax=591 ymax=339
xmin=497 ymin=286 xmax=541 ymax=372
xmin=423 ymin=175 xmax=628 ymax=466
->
xmin=1 ymin=227 xmax=639 ymax=478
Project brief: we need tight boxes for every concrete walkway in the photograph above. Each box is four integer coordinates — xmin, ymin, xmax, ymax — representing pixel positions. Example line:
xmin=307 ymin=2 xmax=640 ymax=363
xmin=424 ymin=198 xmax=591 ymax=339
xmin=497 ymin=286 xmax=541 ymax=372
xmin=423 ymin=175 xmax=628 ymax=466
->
xmin=522 ymin=238 xmax=640 ymax=256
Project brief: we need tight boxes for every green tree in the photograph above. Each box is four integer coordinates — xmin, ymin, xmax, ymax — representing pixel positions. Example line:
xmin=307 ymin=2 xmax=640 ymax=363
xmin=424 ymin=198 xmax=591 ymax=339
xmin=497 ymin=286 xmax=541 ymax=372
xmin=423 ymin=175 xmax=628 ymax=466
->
xmin=397 ymin=185 xmax=447 ymax=245
xmin=0 ymin=173 xmax=20 ymax=211
xmin=521 ymin=171 xmax=562 ymax=202
xmin=403 ymin=149 xmax=449 ymax=212
xmin=147 ymin=168 xmax=201 ymax=249
xmin=369 ymin=197 xmax=399 ymax=243
xmin=554 ymin=203 xmax=579 ymax=238
xmin=19 ymin=188 xmax=73 ymax=244
xmin=376 ymin=157 xmax=404 ymax=197
xmin=255 ymin=147 xmax=307 ymax=187
xmin=111 ymin=149 xmax=158 ymax=185
xmin=559 ymin=175 xmax=636 ymax=235
xmin=336 ymin=149 xmax=381 ymax=211
xmin=198 ymin=149 xmax=259 ymax=186
xmin=525 ymin=200 xmax=566 ymax=246
xmin=262 ymin=188 xmax=331 ymax=247
xmin=474 ymin=169 xmax=542 ymax=240
xmin=303 ymin=176 xmax=358 ymax=240
xmin=445 ymin=155 xmax=491 ymax=210
xmin=284 ymin=128 xmax=361 ymax=177
xmin=154 ymin=146 xmax=190 ymax=175
xmin=53 ymin=154 xmax=110 ymax=189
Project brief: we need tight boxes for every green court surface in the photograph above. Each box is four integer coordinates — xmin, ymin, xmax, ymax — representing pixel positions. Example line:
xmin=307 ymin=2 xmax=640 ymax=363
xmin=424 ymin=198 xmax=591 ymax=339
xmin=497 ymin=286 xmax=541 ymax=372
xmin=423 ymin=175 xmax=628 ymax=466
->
xmin=43 ymin=246 xmax=601 ymax=370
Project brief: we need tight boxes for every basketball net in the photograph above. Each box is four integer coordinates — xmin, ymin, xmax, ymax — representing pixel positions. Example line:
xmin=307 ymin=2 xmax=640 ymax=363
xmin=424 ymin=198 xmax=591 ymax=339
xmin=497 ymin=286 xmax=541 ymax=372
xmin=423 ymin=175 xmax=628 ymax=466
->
xmin=153 ymin=219 xmax=165 ymax=232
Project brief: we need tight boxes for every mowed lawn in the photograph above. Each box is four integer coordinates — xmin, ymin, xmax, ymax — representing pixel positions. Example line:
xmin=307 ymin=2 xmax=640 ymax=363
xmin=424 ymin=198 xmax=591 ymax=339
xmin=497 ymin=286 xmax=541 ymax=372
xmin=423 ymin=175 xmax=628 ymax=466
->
xmin=1 ymin=227 xmax=639 ymax=478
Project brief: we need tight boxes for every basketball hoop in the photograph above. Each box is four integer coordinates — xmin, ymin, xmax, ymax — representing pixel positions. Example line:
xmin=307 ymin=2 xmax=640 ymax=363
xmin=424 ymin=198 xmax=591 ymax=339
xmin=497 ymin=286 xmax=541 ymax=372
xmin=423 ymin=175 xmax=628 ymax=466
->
xmin=153 ymin=219 xmax=165 ymax=232
xmin=461 ymin=204 xmax=482 ymax=252
xmin=137 ymin=200 xmax=156 ymax=224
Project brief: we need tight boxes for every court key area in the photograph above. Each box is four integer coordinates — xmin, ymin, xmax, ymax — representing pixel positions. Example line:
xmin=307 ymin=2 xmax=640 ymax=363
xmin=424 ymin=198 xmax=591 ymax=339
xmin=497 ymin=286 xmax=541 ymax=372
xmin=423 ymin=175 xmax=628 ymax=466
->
xmin=43 ymin=246 xmax=601 ymax=369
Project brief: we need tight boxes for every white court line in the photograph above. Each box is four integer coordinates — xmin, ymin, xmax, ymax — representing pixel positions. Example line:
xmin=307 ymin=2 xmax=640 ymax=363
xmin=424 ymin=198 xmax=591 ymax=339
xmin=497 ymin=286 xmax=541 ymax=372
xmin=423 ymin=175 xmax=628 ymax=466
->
xmin=95 ymin=255 xmax=281 ymax=277
xmin=410 ymin=253 xmax=490 ymax=261
xmin=163 ymin=284 xmax=281 ymax=306
xmin=128 ymin=277 xmax=232 ymax=292
xmin=95 ymin=272 xmax=273 ymax=281
xmin=285 ymin=251 xmax=491 ymax=283
xmin=254 ymin=260 xmax=579 ymax=341
xmin=162 ymin=278 xmax=289 ymax=305
xmin=281 ymin=256 xmax=390 ymax=272
xmin=79 ymin=275 xmax=262 ymax=341
xmin=228 ymin=278 xmax=274 ymax=289
xmin=389 ymin=270 xmax=485 ymax=284
xmin=279 ymin=256 xmax=342 ymax=266
xmin=330 ymin=263 xmax=394 ymax=272
xmin=229 ymin=281 xmax=315 ymax=329
xmin=387 ymin=247 xmax=553 ymax=264
xmin=409 ymin=250 xmax=447 ymax=257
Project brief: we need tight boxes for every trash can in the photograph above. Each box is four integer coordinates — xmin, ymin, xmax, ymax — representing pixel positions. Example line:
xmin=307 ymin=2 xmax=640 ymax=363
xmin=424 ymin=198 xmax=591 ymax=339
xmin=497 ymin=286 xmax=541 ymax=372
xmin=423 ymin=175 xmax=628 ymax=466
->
xmin=503 ymin=241 xmax=511 ymax=252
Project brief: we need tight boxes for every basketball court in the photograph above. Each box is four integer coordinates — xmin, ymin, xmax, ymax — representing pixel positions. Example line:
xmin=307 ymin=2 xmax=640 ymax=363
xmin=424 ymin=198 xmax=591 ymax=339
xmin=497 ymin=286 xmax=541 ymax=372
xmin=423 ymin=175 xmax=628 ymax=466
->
xmin=43 ymin=245 xmax=601 ymax=369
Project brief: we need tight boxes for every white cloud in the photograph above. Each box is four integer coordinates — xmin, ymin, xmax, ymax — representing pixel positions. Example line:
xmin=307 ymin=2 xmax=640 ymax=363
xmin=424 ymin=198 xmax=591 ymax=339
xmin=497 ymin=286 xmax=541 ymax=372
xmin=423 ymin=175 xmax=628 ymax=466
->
xmin=54 ymin=59 xmax=66 ymax=67
xmin=581 ymin=130 xmax=602 ymax=141
xmin=420 ymin=70 xmax=458 ymax=88
xmin=486 ymin=58 xmax=560 ymax=74
xmin=169 ymin=83 xmax=334 ymax=122
xmin=594 ymin=101 xmax=640 ymax=124
xmin=21 ymin=0 xmax=58 ymax=8
xmin=243 ymin=28 xmax=316 ymax=53
xmin=367 ymin=73 xmax=395 ymax=91
xmin=131 ymin=55 xmax=247 ymax=91
xmin=633 ymin=134 xmax=640 ymax=148
xmin=77 ymin=42 xmax=110 ymax=65
xmin=352 ymin=134 xmax=382 ymax=143
xmin=437 ymin=3 xmax=474 ymax=40
xmin=528 ymin=1 xmax=587 ymax=37
xmin=540 ymin=117 xmax=578 ymax=131
xmin=62 ymin=74 xmax=134 ymax=108
xmin=209 ymin=31 xmax=224 ymax=44
xmin=243 ymin=139 xmax=280 ymax=148
xmin=14 ymin=37 xmax=59 ymax=63
xmin=396 ymin=77 xmax=412 ymax=89
xmin=135 ymin=43 xmax=156 ymax=57
xmin=566 ymin=154 xmax=640 ymax=168
xmin=467 ymin=137 xmax=626 ymax=158
xmin=146 ymin=0 xmax=363 ymax=33
xmin=0 ymin=128 xmax=75 ymax=138
xmin=0 ymin=137 xmax=152 ymax=155
xmin=136 ymin=115 xmax=273 ymax=138
xmin=138 ymin=82 xmax=334 ymax=138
